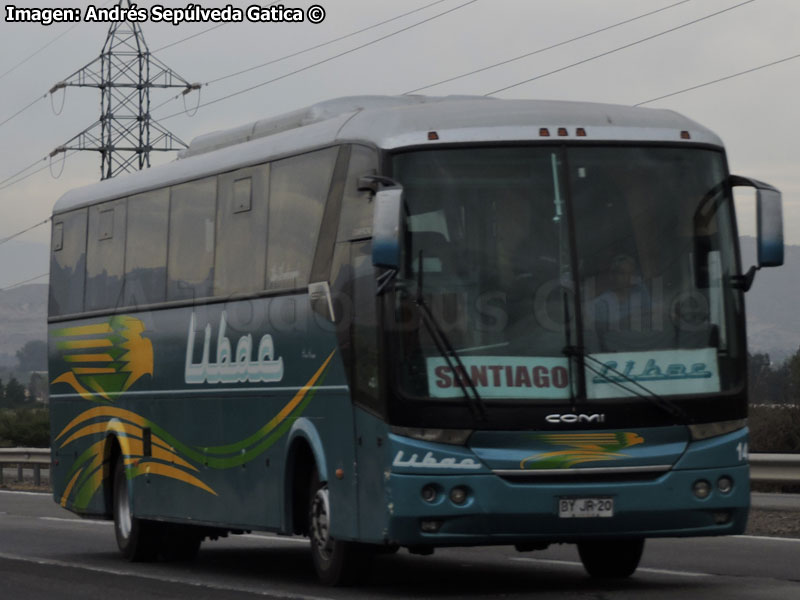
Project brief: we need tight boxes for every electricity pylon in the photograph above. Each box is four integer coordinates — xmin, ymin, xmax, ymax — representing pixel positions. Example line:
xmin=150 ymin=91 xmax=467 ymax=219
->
xmin=49 ymin=1 xmax=198 ymax=179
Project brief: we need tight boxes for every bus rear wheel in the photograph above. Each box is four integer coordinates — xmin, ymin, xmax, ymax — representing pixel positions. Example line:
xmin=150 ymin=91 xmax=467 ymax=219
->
xmin=577 ymin=538 xmax=645 ymax=578
xmin=308 ymin=469 xmax=371 ymax=585
xmin=113 ymin=459 xmax=158 ymax=562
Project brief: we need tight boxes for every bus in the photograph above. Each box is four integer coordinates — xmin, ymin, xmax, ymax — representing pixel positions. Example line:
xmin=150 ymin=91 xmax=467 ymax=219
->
xmin=48 ymin=95 xmax=784 ymax=585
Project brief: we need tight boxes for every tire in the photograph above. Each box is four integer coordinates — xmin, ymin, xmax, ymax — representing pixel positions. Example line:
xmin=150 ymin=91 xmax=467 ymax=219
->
xmin=308 ymin=468 xmax=372 ymax=586
xmin=112 ymin=459 xmax=158 ymax=562
xmin=577 ymin=538 xmax=645 ymax=579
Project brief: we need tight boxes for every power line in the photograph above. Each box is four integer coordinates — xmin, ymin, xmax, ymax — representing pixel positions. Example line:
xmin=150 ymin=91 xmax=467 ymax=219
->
xmin=151 ymin=23 xmax=228 ymax=53
xmin=0 ymin=94 xmax=47 ymax=131
xmin=485 ymin=0 xmax=756 ymax=97
xmin=0 ymin=0 xmax=115 ymax=82
xmin=0 ymin=151 xmax=79 ymax=192
xmin=208 ymin=0 xmax=452 ymax=85
xmin=152 ymin=0 xmax=460 ymax=115
xmin=0 ymin=25 xmax=81 ymax=82
xmin=635 ymin=51 xmax=800 ymax=106
xmin=0 ymin=218 xmax=51 ymax=248
xmin=0 ymin=273 xmax=49 ymax=292
xmin=159 ymin=0 xmax=481 ymax=121
xmin=405 ymin=0 xmax=693 ymax=94
xmin=0 ymin=157 xmax=49 ymax=191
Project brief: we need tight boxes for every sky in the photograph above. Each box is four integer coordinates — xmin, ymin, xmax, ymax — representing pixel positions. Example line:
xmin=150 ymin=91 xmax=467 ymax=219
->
xmin=0 ymin=0 xmax=798 ymax=288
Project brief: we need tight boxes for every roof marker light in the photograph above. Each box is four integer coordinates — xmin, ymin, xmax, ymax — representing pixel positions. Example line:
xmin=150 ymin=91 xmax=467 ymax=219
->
xmin=681 ymin=130 xmax=691 ymax=140
xmin=428 ymin=131 xmax=439 ymax=141
xmin=539 ymin=128 xmax=550 ymax=137
xmin=557 ymin=127 xmax=568 ymax=137
xmin=576 ymin=128 xmax=587 ymax=137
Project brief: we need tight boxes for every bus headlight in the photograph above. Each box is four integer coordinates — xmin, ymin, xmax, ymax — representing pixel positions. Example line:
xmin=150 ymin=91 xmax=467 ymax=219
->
xmin=693 ymin=480 xmax=712 ymax=499
xmin=717 ymin=476 xmax=733 ymax=494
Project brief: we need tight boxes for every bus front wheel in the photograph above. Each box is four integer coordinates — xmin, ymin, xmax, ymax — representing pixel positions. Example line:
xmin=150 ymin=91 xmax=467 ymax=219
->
xmin=577 ymin=538 xmax=645 ymax=578
xmin=113 ymin=459 xmax=159 ymax=561
xmin=308 ymin=469 xmax=371 ymax=585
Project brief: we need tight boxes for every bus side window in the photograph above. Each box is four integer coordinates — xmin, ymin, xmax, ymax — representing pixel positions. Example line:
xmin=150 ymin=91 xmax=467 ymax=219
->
xmin=167 ymin=177 xmax=217 ymax=301
xmin=123 ymin=189 xmax=169 ymax=307
xmin=266 ymin=147 xmax=338 ymax=290
xmin=214 ymin=164 xmax=269 ymax=297
xmin=337 ymin=145 xmax=378 ymax=242
xmin=49 ymin=209 xmax=87 ymax=316
xmin=85 ymin=199 xmax=127 ymax=312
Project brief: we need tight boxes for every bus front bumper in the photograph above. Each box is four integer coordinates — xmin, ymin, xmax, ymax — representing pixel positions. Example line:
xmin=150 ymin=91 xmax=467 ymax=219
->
xmin=383 ymin=464 xmax=749 ymax=546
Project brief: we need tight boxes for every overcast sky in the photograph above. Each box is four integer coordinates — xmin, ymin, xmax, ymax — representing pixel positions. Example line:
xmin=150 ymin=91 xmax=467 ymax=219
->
xmin=0 ymin=0 xmax=798 ymax=288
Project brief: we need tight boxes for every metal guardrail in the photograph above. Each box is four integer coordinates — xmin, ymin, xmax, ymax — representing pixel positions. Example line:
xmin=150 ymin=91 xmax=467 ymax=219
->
xmin=0 ymin=449 xmax=798 ymax=487
xmin=0 ymin=448 xmax=50 ymax=487
xmin=749 ymin=454 xmax=800 ymax=484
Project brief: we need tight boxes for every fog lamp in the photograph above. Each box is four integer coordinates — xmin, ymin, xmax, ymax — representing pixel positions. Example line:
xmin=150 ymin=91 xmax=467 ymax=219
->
xmin=420 ymin=520 xmax=442 ymax=533
xmin=713 ymin=511 xmax=732 ymax=524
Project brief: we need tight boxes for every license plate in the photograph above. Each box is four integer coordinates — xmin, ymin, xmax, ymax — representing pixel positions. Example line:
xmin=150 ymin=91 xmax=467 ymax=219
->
xmin=558 ymin=497 xmax=614 ymax=518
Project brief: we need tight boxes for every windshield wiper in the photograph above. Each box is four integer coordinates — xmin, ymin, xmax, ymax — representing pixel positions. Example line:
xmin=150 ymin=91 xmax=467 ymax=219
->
xmin=582 ymin=353 xmax=690 ymax=424
xmin=412 ymin=251 xmax=487 ymax=423
xmin=561 ymin=289 xmax=689 ymax=423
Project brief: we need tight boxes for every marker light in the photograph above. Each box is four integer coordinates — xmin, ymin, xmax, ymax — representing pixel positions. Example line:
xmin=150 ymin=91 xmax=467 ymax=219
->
xmin=539 ymin=128 xmax=550 ymax=137
xmin=557 ymin=127 xmax=568 ymax=137
xmin=428 ymin=131 xmax=439 ymax=141
xmin=576 ymin=128 xmax=587 ymax=137
xmin=717 ymin=476 xmax=733 ymax=494
xmin=680 ymin=130 xmax=691 ymax=140
xmin=693 ymin=480 xmax=712 ymax=499
xmin=421 ymin=484 xmax=438 ymax=503
xmin=450 ymin=486 xmax=468 ymax=505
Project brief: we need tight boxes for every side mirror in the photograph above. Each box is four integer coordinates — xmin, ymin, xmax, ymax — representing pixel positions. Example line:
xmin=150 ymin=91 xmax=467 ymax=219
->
xmin=756 ymin=186 xmax=783 ymax=267
xmin=371 ymin=186 xmax=404 ymax=269
xmin=730 ymin=175 xmax=784 ymax=291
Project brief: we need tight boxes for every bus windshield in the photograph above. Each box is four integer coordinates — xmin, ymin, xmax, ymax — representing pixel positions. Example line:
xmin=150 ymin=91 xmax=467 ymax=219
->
xmin=390 ymin=145 xmax=743 ymax=403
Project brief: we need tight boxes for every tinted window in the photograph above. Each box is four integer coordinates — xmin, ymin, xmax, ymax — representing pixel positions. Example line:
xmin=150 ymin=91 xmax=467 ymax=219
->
xmin=167 ymin=177 xmax=217 ymax=301
xmin=267 ymin=147 xmax=338 ymax=289
xmin=49 ymin=209 xmax=87 ymax=316
xmin=338 ymin=145 xmax=378 ymax=241
xmin=85 ymin=199 xmax=127 ymax=311
xmin=214 ymin=164 xmax=269 ymax=296
xmin=124 ymin=189 xmax=169 ymax=306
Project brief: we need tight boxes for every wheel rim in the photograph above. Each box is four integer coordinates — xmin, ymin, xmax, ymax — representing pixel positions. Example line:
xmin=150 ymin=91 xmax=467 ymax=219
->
xmin=310 ymin=487 xmax=333 ymax=560
xmin=116 ymin=471 xmax=132 ymax=540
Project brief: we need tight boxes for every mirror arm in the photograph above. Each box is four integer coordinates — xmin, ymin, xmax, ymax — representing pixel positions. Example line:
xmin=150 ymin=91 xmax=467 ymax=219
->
xmin=375 ymin=269 xmax=397 ymax=295
xmin=358 ymin=175 xmax=400 ymax=193
xmin=731 ymin=265 xmax=760 ymax=292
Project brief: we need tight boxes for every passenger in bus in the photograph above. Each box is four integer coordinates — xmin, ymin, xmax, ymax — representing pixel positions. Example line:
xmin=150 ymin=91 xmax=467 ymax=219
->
xmin=590 ymin=253 xmax=652 ymax=351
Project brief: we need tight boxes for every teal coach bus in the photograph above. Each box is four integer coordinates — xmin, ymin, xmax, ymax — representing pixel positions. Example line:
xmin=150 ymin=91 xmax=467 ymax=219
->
xmin=48 ymin=95 xmax=784 ymax=584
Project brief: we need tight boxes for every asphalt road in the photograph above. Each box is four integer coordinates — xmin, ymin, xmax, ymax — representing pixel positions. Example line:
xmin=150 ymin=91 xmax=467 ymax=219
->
xmin=1 ymin=490 xmax=799 ymax=600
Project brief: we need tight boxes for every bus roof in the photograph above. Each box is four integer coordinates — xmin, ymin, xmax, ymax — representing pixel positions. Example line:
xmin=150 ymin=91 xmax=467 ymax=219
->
xmin=53 ymin=95 xmax=723 ymax=215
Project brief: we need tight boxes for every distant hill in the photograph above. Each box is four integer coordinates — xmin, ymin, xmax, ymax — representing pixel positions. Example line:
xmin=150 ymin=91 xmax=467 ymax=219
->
xmin=0 ymin=239 xmax=796 ymax=366
xmin=0 ymin=283 xmax=47 ymax=367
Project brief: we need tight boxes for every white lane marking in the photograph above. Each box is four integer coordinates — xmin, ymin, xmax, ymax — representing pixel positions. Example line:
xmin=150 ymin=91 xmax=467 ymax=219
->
xmin=510 ymin=557 xmax=709 ymax=578
xmin=35 ymin=518 xmax=308 ymax=544
xmin=0 ymin=551 xmax=334 ymax=600
xmin=243 ymin=534 xmax=308 ymax=545
xmin=734 ymin=535 xmax=800 ymax=544
xmin=636 ymin=567 xmax=710 ymax=578
xmin=0 ymin=490 xmax=50 ymax=496
xmin=39 ymin=517 xmax=110 ymax=526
